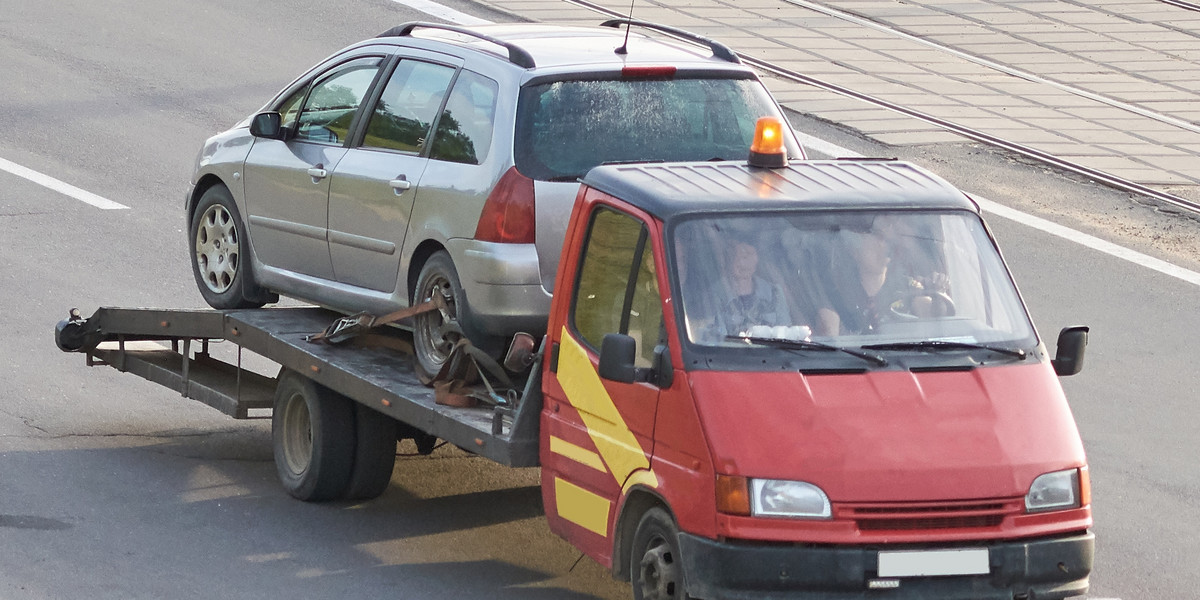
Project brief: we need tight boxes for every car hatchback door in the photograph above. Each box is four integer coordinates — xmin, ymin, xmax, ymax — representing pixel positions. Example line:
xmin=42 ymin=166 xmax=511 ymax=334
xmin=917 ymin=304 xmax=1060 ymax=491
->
xmin=242 ymin=56 xmax=384 ymax=280
xmin=326 ymin=55 xmax=458 ymax=292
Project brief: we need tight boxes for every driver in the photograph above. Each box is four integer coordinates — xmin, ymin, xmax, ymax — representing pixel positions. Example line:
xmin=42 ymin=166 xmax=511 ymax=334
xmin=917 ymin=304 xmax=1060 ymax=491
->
xmin=822 ymin=227 xmax=952 ymax=335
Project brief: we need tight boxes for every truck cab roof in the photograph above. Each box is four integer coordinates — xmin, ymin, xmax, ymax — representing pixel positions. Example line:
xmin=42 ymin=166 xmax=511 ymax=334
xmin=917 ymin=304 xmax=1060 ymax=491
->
xmin=580 ymin=160 xmax=978 ymax=220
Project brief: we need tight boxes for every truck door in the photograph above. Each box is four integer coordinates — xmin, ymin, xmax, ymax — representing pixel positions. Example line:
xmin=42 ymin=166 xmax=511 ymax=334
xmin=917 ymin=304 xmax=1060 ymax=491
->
xmin=542 ymin=204 xmax=667 ymax=562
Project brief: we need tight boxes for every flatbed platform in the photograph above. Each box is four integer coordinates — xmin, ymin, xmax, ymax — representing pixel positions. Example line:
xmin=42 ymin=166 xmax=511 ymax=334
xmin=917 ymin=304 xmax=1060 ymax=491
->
xmin=60 ymin=306 xmax=541 ymax=467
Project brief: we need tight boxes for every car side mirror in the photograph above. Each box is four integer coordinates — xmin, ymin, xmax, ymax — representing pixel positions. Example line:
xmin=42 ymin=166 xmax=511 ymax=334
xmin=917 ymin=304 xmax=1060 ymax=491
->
xmin=1051 ymin=326 xmax=1089 ymax=376
xmin=598 ymin=333 xmax=639 ymax=384
xmin=249 ymin=112 xmax=283 ymax=139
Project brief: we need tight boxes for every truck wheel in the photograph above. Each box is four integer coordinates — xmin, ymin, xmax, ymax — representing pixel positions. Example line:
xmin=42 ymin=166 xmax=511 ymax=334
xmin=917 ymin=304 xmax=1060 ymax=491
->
xmin=189 ymin=184 xmax=275 ymax=309
xmin=413 ymin=251 xmax=470 ymax=380
xmin=342 ymin=403 xmax=397 ymax=501
xmin=272 ymin=371 xmax=355 ymax=501
xmin=631 ymin=508 xmax=694 ymax=600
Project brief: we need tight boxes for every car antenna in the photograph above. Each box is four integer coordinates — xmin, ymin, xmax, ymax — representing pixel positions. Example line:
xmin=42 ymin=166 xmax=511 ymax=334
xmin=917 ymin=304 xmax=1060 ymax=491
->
xmin=614 ymin=0 xmax=636 ymax=55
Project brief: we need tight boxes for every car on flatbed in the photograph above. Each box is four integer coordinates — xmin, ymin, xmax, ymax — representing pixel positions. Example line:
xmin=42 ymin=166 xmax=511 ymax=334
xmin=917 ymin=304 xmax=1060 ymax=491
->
xmin=186 ymin=19 xmax=805 ymax=379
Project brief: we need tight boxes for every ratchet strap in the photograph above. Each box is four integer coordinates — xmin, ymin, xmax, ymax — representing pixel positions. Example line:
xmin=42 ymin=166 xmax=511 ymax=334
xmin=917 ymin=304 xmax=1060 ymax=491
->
xmin=306 ymin=296 xmax=444 ymax=345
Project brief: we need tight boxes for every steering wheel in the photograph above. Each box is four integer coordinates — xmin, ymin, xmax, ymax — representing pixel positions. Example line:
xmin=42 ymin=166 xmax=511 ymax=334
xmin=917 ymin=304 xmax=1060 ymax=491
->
xmin=889 ymin=291 xmax=956 ymax=320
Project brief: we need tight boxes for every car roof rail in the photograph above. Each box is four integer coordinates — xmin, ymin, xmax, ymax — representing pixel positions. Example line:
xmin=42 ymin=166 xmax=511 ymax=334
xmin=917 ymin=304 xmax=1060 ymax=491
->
xmin=600 ymin=18 xmax=741 ymax=64
xmin=378 ymin=22 xmax=537 ymax=69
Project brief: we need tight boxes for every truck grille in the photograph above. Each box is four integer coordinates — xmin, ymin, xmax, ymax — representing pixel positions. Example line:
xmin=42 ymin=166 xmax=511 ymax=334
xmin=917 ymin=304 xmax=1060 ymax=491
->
xmin=843 ymin=500 xmax=1018 ymax=531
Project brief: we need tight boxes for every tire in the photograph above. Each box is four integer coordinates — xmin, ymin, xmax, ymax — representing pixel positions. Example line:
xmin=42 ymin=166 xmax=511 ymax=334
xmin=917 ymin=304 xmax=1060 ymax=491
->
xmin=631 ymin=508 xmax=695 ymax=600
xmin=412 ymin=251 xmax=472 ymax=380
xmin=189 ymin=184 xmax=276 ymax=309
xmin=272 ymin=371 xmax=355 ymax=502
xmin=341 ymin=403 xmax=398 ymax=501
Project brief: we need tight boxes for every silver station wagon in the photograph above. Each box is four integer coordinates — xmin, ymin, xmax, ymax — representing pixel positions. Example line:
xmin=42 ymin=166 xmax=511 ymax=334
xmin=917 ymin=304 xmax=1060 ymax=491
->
xmin=187 ymin=20 xmax=804 ymax=377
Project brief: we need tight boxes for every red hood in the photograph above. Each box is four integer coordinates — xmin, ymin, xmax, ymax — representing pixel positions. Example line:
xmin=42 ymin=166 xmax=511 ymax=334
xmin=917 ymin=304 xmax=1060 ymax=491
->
xmin=689 ymin=363 xmax=1087 ymax=502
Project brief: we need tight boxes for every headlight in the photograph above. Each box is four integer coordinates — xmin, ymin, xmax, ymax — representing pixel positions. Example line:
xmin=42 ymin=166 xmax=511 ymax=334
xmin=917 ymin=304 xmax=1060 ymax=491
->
xmin=1025 ymin=469 xmax=1081 ymax=513
xmin=750 ymin=479 xmax=832 ymax=519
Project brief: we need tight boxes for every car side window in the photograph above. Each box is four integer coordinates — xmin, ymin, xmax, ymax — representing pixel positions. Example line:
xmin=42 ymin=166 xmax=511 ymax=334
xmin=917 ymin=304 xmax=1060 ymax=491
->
xmin=277 ymin=88 xmax=306 ymax=132
xmin=294 ymin=57 xmax=382 ymax=145
xmin=571 ymin=207 xmax=665 ymax=367
xmin=363 ymin=60 xmax=455 ymax=154
xmin=429 ymin=70 xmax=498 ymax=165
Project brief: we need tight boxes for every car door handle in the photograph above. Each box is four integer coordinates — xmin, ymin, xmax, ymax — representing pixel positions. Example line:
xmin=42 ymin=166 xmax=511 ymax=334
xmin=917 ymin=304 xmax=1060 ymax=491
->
xmin=389 ymin=177 xmax=411 ymax=194
xmin=307 ymin=167 xmax=328 ymax=180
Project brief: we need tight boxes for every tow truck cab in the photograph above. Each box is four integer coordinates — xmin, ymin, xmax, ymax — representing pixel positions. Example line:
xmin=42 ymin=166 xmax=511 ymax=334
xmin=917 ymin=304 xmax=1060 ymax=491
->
xmin=539 ymin=123 xmax=1093 ymax=599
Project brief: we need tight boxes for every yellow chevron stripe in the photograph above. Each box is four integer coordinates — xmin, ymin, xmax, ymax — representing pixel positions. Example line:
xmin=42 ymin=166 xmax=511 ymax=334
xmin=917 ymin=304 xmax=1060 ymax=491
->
xmin=554 ymin=477 xmax=611 ymax=536
xmin=557 ymin=329 xmax=653 ymax=484
xmin=550 ymin=435 xmax=608 ymax=473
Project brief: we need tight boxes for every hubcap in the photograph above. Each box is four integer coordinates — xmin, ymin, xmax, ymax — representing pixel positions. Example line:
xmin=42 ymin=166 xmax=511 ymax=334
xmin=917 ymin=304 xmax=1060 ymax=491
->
xmin=195 ymin=204 xmax=240 ymax=294
xmin=639 ymin=537 xmax=680 ymax=599
xmin=280 ymin=393 xmax=313 ymax=476
xmin=415 ymin=275 xmax=459 ymax=370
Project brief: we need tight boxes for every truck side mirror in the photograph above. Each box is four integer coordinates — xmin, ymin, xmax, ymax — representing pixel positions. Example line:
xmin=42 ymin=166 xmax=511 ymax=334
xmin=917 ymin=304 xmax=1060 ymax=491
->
xmin=250 ymin=112 xmax=283 ymax=139
xmin=598 ymin=333 xmax=638 ymax=384
xmin=1051 ymin=326 xmax=1089 ymax=376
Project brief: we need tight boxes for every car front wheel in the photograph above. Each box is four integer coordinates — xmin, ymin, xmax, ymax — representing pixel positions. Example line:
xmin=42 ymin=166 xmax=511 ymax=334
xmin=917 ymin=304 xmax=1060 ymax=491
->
xmin=189 ymin=184 xmax=275 ymax=309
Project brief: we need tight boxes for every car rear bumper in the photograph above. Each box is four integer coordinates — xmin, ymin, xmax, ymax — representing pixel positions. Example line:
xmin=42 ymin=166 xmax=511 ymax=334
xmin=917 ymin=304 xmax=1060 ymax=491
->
xmin=448 ymin=239 xmax=552 ymax=336
xmin=677 ymin=531 xmax=1093 ymax=600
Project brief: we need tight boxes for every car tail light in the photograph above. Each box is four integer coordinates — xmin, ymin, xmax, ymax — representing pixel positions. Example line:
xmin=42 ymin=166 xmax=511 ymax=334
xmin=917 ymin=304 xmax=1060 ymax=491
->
xmin=475 ymin=166 xmax=536 ymax=244
xmin=621 ymin=65 xmax=677 ymax=78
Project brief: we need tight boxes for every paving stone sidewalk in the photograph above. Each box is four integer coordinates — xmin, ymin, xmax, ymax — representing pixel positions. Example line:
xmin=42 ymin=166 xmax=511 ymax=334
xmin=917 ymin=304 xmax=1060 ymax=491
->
xmin=476 ymin=0 xmax=1200 ymax=196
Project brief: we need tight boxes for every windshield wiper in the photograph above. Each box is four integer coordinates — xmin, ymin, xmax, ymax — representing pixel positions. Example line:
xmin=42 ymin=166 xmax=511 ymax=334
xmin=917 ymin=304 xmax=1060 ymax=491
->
xmin=860 ymin=340 xmax=1027 ymax=360
xmin=728 ymin=336 xmax=888 ymax=366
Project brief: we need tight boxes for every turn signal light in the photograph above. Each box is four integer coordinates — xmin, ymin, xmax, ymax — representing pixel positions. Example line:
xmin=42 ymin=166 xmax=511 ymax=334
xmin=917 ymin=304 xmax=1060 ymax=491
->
xmin=748 ymin=116 xmax=788 ymax=168
xmin=1079 ymin=465 xmax=1091 ymax=507
xmin=475 ymin=166 xmax=536 ymax=244
xmin=716 ymin=474 xmax=751 ymax=516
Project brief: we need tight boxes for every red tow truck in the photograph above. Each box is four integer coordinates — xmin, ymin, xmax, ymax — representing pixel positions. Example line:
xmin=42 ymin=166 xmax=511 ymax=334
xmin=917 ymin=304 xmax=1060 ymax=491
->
xmin=56 ymin=118 xmax=1093 ymax=599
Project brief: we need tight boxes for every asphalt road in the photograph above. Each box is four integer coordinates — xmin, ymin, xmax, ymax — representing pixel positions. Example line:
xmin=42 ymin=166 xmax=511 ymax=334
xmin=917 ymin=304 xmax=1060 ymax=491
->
xmin=2 ymin=0 xmax=1197 ymax=598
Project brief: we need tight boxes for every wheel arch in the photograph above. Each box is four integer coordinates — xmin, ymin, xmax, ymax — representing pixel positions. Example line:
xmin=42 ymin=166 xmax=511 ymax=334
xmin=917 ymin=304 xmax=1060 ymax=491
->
xmin=406 ymin=239 xmax=448 ymax=303
xmin=187 ymin=174 xmax=228 ymax=220
xmin=611 ymin=485 xmax=674 ymax=582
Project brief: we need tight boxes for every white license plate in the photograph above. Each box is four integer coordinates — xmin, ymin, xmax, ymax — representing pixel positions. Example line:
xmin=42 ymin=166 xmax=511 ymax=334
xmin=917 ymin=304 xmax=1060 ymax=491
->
xmin=877 ymin=548 xmax=990 ymax=577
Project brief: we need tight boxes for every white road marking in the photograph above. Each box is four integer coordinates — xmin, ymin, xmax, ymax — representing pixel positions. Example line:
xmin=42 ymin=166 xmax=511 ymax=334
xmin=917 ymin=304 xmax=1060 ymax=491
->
xmin=791 ymin=130 xmax=1200 ymax=288
xmin=386 ymin=0 xmax=493 ymax=25
xmin=0 ymin=156 xmax=129 ymax=210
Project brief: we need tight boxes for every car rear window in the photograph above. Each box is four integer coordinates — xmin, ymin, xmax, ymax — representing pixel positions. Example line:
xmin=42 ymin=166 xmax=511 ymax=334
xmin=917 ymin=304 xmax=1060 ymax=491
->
xmin=515 ymin=77 xmax=798 ymax=181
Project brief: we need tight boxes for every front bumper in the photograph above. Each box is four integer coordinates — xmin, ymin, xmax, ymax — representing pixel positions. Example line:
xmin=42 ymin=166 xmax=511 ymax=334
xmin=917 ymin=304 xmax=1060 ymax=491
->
xmin=678 ymin=532 xmax=1093 ymax=600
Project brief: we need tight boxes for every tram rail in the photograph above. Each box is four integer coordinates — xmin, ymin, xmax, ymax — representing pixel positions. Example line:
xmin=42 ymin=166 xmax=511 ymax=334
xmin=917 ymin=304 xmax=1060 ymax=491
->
xmin=564 ymin=0 xmax=1200 ymax=217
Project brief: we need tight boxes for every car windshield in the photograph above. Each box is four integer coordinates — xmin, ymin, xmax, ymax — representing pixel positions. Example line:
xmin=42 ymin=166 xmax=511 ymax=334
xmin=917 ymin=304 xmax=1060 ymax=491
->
xmin=671 ymin=210 xmax=1036 ymax=349
xmin=515 ymin=77 xmax=798 ymax=181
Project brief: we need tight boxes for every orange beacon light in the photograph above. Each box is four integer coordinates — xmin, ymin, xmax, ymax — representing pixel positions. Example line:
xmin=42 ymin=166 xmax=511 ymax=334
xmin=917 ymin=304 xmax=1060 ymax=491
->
xmin=749 ymin=116 xmax=788 ymax=168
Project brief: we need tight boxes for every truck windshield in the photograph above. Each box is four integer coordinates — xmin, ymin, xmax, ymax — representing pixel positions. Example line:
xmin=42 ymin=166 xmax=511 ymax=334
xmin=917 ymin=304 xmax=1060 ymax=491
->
xmin=514 ymin=77 xmax=799 ymax=181
xmin=671 ymin=210 xmax=1036 ymax=349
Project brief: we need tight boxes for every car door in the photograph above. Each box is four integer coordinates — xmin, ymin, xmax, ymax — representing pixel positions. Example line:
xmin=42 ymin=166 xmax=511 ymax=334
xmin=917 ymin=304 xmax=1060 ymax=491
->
xmin=541 ymin=205 xmax=667 ymax=558
xmin=326 ymin=55 xmax=459 ymax=292
xmin=242 ymin=56 xmax=384 ymax=280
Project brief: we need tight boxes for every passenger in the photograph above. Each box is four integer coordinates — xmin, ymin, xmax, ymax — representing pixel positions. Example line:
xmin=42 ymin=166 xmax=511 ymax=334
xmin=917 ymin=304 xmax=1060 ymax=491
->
xmin=710 ymin=241 xmax=795 ymax=338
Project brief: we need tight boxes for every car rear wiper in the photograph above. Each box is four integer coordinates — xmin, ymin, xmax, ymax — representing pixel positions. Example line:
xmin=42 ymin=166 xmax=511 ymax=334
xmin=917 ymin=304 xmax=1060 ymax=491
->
xmin=728 ymin=336 xmax=887 ymax=366
xmin=860 ymin=340 xmax=1027 ymax=360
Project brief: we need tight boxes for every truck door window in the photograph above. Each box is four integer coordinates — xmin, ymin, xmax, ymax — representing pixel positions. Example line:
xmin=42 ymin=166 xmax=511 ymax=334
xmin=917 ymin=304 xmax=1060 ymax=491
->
xmin=295 ymin=57 xmax=383 ymax=145
xmin=572 ymin=207 xmax=665 ymax=367
xmin=363 ymin=60 xmax=455 ymax=154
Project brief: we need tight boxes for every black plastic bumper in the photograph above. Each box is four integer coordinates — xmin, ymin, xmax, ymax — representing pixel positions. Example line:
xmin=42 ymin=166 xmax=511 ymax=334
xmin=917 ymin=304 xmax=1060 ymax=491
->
xmin=678 ymin=532 xmax=1093 ymax=600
